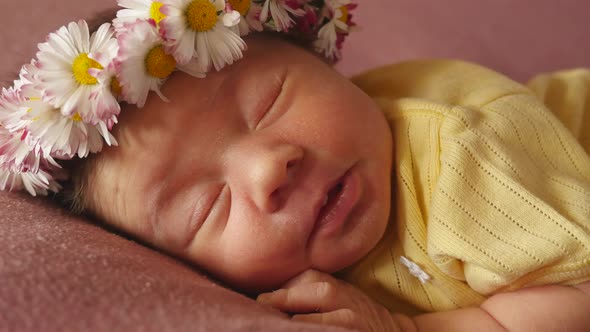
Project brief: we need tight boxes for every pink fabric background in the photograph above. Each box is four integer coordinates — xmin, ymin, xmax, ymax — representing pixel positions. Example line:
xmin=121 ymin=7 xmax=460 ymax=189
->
xmin=2 ymin=0 xmax=589 ymax=84
xmin=337 ymin=0 xmax=590 ymax=81
xmin=1 ymin=0 xmax=589 ymax=331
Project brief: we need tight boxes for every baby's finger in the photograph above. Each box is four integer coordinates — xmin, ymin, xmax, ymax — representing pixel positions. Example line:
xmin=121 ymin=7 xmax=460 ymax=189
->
xmin=282 ymin=269 xmax=336 ymax=288
xmin=257 ymin=281 xmax=346 ymax=313
xmin=292 ymin=309 xmax=366 ymax=331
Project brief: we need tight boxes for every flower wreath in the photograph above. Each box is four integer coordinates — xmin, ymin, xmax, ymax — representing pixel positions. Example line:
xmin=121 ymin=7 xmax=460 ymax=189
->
xmin=0 ymin=0 xmax=357 ymax=196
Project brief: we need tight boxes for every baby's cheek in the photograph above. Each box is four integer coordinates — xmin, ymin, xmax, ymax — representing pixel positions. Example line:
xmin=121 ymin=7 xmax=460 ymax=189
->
xmin=155 ymin=216 xmax=192 ymax=253
xmin=209 ymin=229 xmax=307 ymax=291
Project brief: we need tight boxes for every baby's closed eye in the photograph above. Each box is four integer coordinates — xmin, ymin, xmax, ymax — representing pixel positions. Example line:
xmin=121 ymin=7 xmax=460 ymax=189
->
xmin=153 ymin=180 xmax=229 ymax=251
xmin=189 ymin=183 xmax=226 ymax=233
xmin=253 ymin=71 xmax=288 ymax=130
xmin=232 ymin=66 xmax=288 ymax=130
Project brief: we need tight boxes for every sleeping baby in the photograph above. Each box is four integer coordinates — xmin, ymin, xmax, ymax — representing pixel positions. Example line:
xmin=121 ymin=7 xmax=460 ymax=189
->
xmin=1 ymin=1 xmax=589 ymax=331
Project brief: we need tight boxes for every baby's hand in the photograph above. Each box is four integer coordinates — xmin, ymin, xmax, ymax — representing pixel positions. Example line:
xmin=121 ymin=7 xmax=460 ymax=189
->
xmin=256 ymin=270 xmax=405 ymax=332
xmin=258 ymin=271 xmax=590 ymax=332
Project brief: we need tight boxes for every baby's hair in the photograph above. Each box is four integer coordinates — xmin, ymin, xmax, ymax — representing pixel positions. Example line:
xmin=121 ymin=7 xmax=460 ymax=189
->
xmin=56 ymin=158 xmax=92 ymax=214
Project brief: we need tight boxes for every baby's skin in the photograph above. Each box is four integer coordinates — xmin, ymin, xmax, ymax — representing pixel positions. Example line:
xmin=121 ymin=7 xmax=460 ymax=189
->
xmin=82 ymin=34 xmax=590 ymax=331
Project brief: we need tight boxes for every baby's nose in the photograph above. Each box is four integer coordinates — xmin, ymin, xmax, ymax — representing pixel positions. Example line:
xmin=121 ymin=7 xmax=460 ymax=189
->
xmin=245 ymin=142 xmax=304 ymax=213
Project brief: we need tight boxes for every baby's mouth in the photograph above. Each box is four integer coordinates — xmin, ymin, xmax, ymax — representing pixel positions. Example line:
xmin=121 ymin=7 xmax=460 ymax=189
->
xmin=311 ymin=168 xmax=361 ymax=237
xmin=321 ymin=182 xmax=344 ymax=209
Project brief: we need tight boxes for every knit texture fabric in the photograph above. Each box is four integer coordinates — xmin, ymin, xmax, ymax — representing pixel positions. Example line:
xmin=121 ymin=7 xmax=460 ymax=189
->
xmin=340 ymin=60 xmax=590 ymax=314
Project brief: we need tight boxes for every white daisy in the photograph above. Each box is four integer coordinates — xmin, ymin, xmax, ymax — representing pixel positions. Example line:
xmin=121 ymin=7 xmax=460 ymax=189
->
xmin=160 ymin=0 xmax=246 ymax=72
xmin=35 ymin=21 xmax=119 ymax=124
xmin=259 ymin=0 xmax=305 ymax=32
xmin=0 ymin=165 xmax=61 ymax=197
xmin=7 ymin=85 xmax=117 ymax=160
xmin=228 ymin=0 xmax=263 ymax=36
xmin=116 ymin=20 xmax=173 ymax=107
xmin=314 ymin=0 xmax=352 ymax=60
xmin=0 ymin=87 xmax=40 ymax=141
xmin=117 ymin=19 xmax=206 ymax=108
xmin=0 ymin=128 xmax=57 ymax=174
xmin=114 ymin=0 xmax=168 ymax=33
xmin=0 ymin=86 xmax=21 ymax=122
xmin=88 ymin=61 xmax=122 ymax=123
xmin=314 ymin=20 xmax=339 ymax=60
xmin=13 ymin=62 xmax=38 ymax=90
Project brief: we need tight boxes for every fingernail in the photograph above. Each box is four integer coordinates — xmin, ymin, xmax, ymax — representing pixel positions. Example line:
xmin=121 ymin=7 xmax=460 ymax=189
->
xmin=256 ymin=293 xmax=270 ymax=303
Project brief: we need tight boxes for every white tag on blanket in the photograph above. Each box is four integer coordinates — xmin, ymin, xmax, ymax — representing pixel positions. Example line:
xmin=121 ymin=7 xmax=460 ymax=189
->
xmin=400 ymin=256 xmax=431 ymax=284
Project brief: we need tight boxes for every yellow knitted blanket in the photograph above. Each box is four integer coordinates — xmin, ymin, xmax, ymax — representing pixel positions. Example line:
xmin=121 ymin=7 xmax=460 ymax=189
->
xmin=340 ymin=60 xmax=590 ymax=314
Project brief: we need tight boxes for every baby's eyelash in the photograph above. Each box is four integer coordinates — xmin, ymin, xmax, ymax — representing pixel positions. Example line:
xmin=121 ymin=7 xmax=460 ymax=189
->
xmin=205 ymin=184 xmax=231 ymax=225
xmin=189 ymin=184 xmax=227 ymax=232
xmin=254 ymin=72 xmax=287 ymax=130
xmin=211 ymin=184 xmax=226 ymax=208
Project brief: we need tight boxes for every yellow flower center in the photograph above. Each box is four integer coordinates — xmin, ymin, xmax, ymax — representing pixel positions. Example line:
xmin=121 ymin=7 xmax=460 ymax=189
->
xmin=72 ymin=53 xmax=103 ymax=85
xmin=72 ymin=113 xmax=83 ymax=122
xmin=228 ymin=0 xmax=251 ymax=16
xmin=338 ymin=6 xmax=349 ymax=24
xmin=110 ymin=77 xmax=123 ymax=97
xmin=150 ymin=2 xmax=166 ymax=24
xmin=145 ymin=45 xmax=177 ymax=79
xmin=186 ymin=0 xmax=218 ymax=32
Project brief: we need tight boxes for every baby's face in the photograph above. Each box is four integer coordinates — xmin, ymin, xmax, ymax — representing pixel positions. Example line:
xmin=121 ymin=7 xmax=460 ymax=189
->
xmin=87 ymin=34 xmax=392 ymax=292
